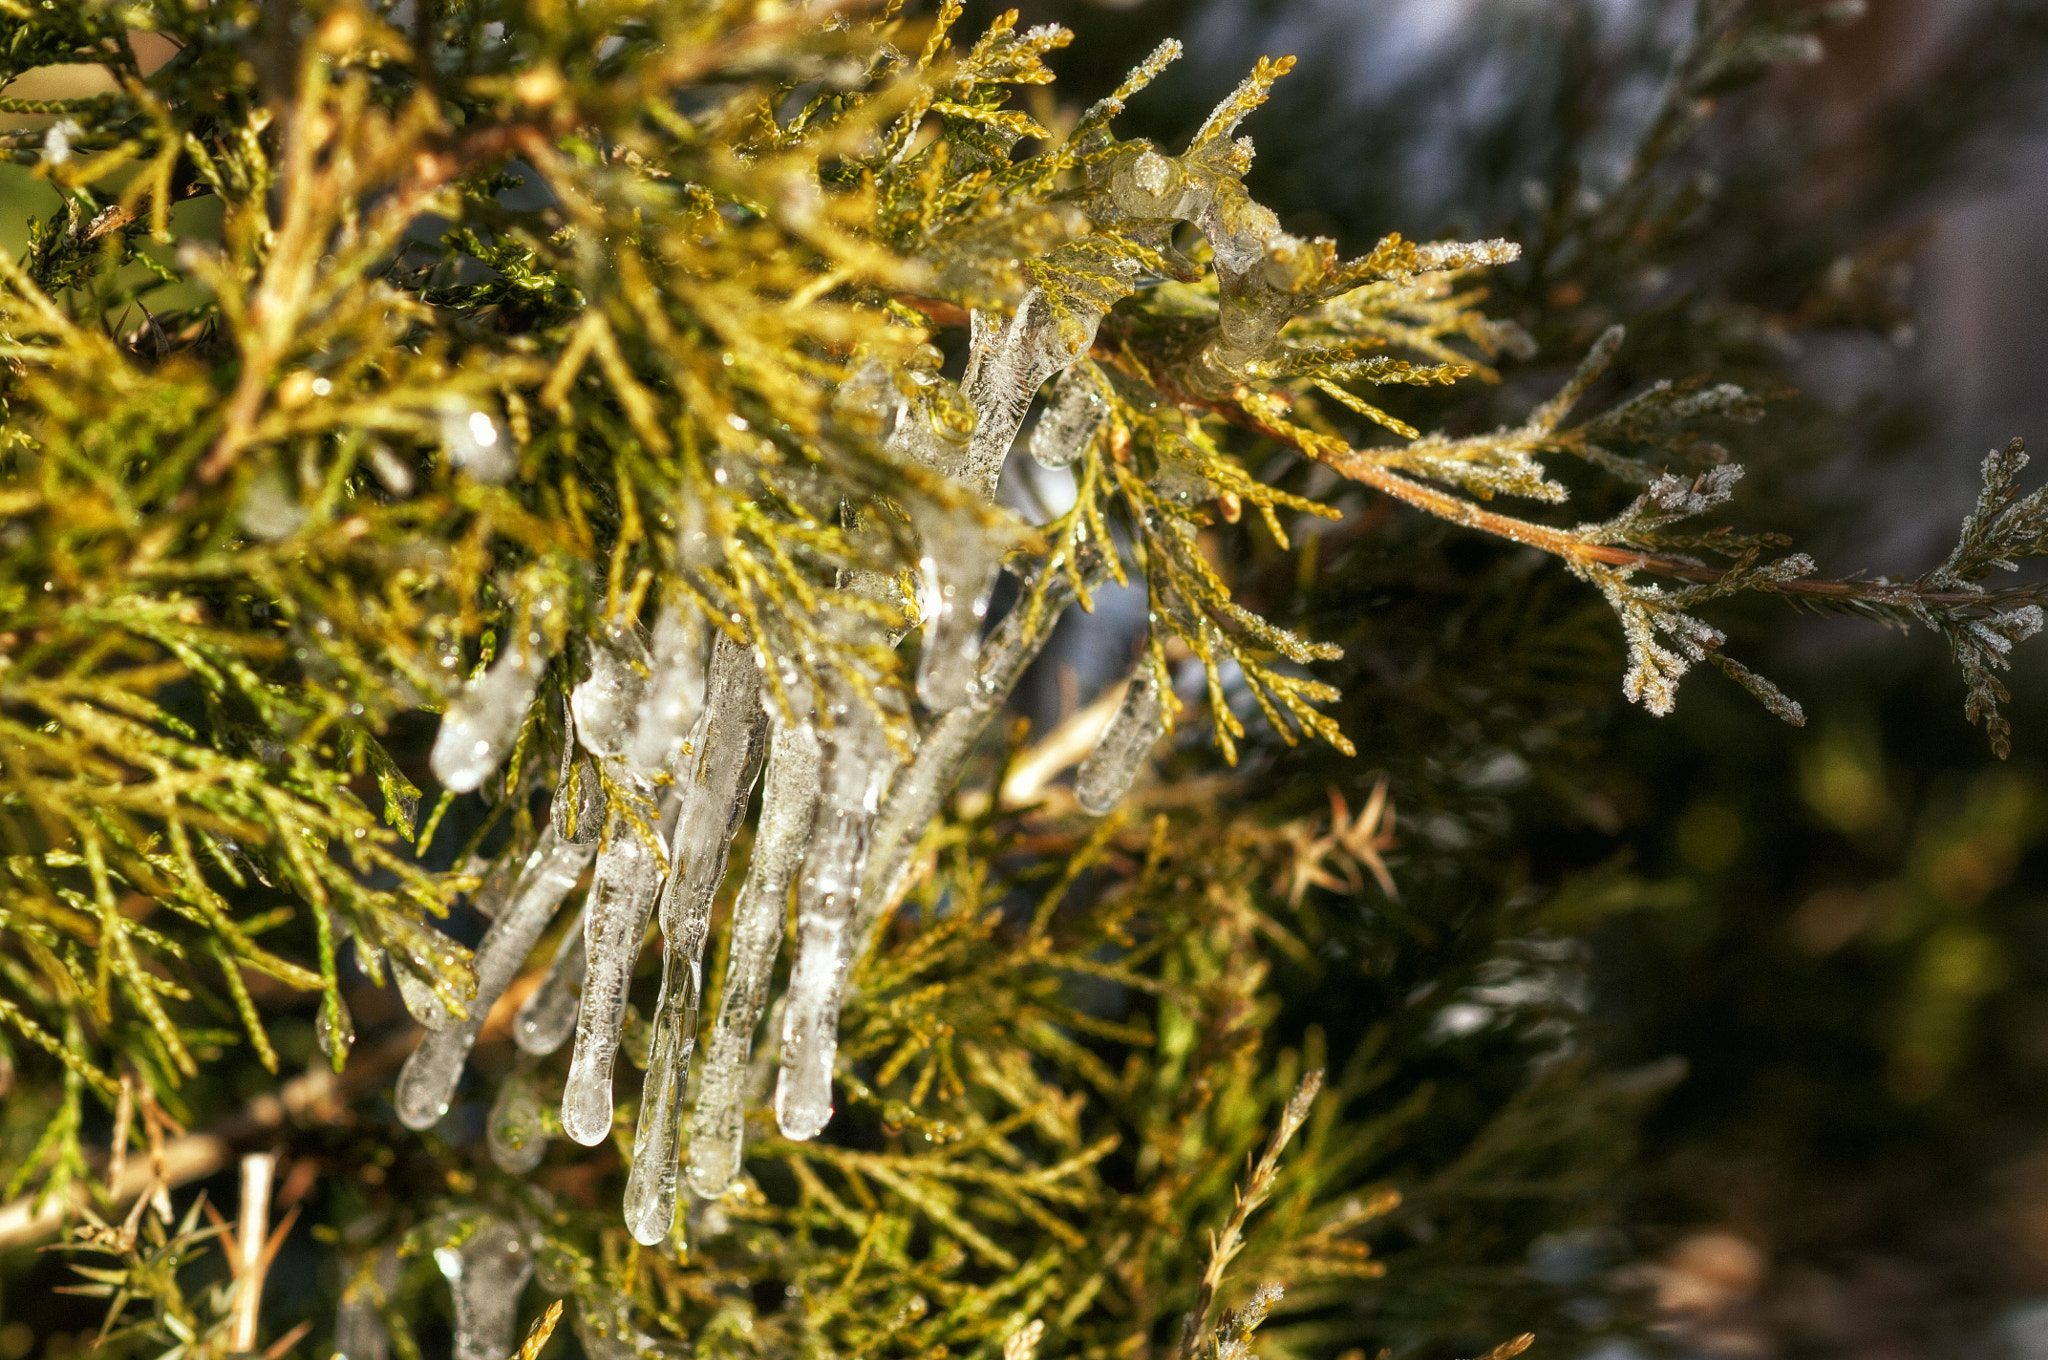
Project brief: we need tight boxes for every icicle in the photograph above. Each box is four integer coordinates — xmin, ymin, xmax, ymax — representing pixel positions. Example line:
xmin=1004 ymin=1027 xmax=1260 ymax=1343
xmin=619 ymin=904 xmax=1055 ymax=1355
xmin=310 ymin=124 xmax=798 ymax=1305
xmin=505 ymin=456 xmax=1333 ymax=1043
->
xmin=622 ymin=636 xmax=773 ymax=1232
xmin=436 ymin=1220 xmax=532 ymax=1360
xmin=335 ymin=1249 xmax=398 ymax=1360
xmin=488 ymin=1067 xmax=550 ymax=1174
xmin=431 ymin=636 xmax=545 ymax=794
xmin=559 ymin=805 xmax=667 ymax=1147
xmin=515 ymin=908 xmax=586 ymax=1056
xmin=776 ymin=666 xmax=895 ymax=1141
xmin=1029 ymin=366 xmax=1107 ymax=470
xmin=564 ymin=634 xmax=765 ymax=1148
xmin=686 ymin=695 xmax=822 ymax=1195
xmin=396 ymin=827 xmax=595 ymax=1130
xmin=1075 ymin=664 xmax=1168 ymax=814
xmin=622 ymin=944 xmax=694 ymax=1245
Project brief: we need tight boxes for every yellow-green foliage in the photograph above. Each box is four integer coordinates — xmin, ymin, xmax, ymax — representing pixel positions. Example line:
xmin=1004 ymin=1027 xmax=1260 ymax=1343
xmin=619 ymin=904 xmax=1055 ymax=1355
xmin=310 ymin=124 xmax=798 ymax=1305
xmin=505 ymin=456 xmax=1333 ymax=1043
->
xmin=3 ymin=0 xmax=2048 ymax=1356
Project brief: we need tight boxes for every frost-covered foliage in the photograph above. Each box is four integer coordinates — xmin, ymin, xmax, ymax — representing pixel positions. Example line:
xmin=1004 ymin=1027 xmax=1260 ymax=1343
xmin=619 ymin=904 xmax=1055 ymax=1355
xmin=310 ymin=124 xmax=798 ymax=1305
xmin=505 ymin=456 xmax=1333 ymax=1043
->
xmin=2 ymin=0 xmax=2046 ymax=1357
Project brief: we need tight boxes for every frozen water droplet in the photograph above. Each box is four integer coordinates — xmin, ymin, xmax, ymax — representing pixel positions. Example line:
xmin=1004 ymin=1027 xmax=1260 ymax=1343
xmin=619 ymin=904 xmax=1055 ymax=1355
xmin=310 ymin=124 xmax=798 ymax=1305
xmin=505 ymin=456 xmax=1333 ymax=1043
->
xmin=316 ymin=992 xmax=354 ymax=1062
xmin=1076 ymin=664 xmax=1167 ymax=814
xmin=436 ymin=1220 xmax=533 ymax=1360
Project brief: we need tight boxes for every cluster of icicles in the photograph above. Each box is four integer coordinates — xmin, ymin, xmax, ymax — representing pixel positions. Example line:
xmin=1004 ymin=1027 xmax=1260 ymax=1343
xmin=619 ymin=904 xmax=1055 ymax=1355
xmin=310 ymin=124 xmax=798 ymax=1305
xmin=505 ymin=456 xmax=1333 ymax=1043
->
xmin=396 ymin=258 xmax=1180 ymax=1247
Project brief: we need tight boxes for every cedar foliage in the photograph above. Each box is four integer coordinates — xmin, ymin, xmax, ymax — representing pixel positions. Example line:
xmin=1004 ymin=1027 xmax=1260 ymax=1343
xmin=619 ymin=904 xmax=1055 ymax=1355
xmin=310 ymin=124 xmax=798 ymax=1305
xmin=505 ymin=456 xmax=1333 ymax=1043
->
xmin=0 ymin=2 xmax=2044 ymax=1360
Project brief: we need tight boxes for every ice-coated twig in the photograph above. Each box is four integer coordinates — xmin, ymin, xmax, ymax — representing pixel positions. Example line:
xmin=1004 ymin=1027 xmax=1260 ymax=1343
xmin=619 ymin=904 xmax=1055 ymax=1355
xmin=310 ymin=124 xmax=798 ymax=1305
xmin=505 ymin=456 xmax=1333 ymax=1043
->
xmin=395 ymin=826 xmax=595 ymax=1130
xmin=686 ymin=700 xmax=822 ymax=1196
xmin=514 ymin=904 xmax=587 ymax=1057
xmin=1075 ymin=661 xmax=1168 ymax=815
xmin=775 ymin=668 xmax=895 ymax=1141
xmin=436 ymin=1220 xmax=533 ymax=1360
xmin=852 ymin=559 xmax=1095 ymax=959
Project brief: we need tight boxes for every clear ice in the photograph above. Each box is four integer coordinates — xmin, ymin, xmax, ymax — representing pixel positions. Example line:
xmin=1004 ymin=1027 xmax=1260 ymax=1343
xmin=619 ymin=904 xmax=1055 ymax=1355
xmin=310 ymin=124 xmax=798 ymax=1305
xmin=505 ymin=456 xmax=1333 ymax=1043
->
xmin=431 ymin=638 xmax=544 ymax=795
xmin=561 ymin=612 xmax=723 ymax=1150
xmin=621 ymin=634 xmax=771 ymax=1236
xmin=1075 ymin=663 xmax=1168 ymax=814
xmin=776 ymin=666 xmax=893 ymax=1141
xmin=436 ymin=1220 xmax=532 ymax=1360
xmin=488 ymin=1067 xmax=550 ymax=1174
xmin=396 ymin=827 xmax=595 ymax=1130
xmin=514 ymin=905 xmax=587 ymax=1057
xmin=686 ymin=699 xmax=820 ymax=1195
xmin=1029 ymin=366 xmax=1107 ymax=470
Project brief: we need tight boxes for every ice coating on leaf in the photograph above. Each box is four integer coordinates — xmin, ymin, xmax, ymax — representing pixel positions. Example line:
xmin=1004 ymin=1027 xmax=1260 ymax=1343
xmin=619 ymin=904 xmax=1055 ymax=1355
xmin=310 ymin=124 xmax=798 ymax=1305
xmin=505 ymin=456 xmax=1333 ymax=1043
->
xmin=553 ymin=698 xmax=604 ymax=845
xmin=687 ymin=705 xmax=820 ymax=1196
xmin=1075 ymin=664 xmax=1168 ymax=814
xmin=776 ymin=668 xmax=897 ymax=1141
xmin=622 ymin=947 xmax=695 ymax=1245
xmin=488 ymin=1068 xmax=550 ymax=1175
xmin=395 ymin=827 xmax=594 ymax=1130
xmin=560 ymin=809 xmax=666 ymax=1146
xmin=315 ymin=991 xmax=354 ymax=1062
xmin=431 ymin=639 xmax=544 ymax=794
xmin=435 ymin=1220 xmax=532 ymax=1360
xmin=515 ymin=906 xmax=587 ymax=1056
xmin=1029 ymin=367 xmax=1107 ymax=470
xmin=961 ymin=289 xmax=1091 ymax=498
xmin=384 ymin=916 xmax=476 ymax=1032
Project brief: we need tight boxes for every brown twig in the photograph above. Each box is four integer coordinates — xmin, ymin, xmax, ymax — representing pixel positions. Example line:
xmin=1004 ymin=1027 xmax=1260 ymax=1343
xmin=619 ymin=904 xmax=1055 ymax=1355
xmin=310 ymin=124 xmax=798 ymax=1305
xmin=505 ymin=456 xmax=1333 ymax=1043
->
xmin=1174 ymin=1069 xmax=1324 ymax=1360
